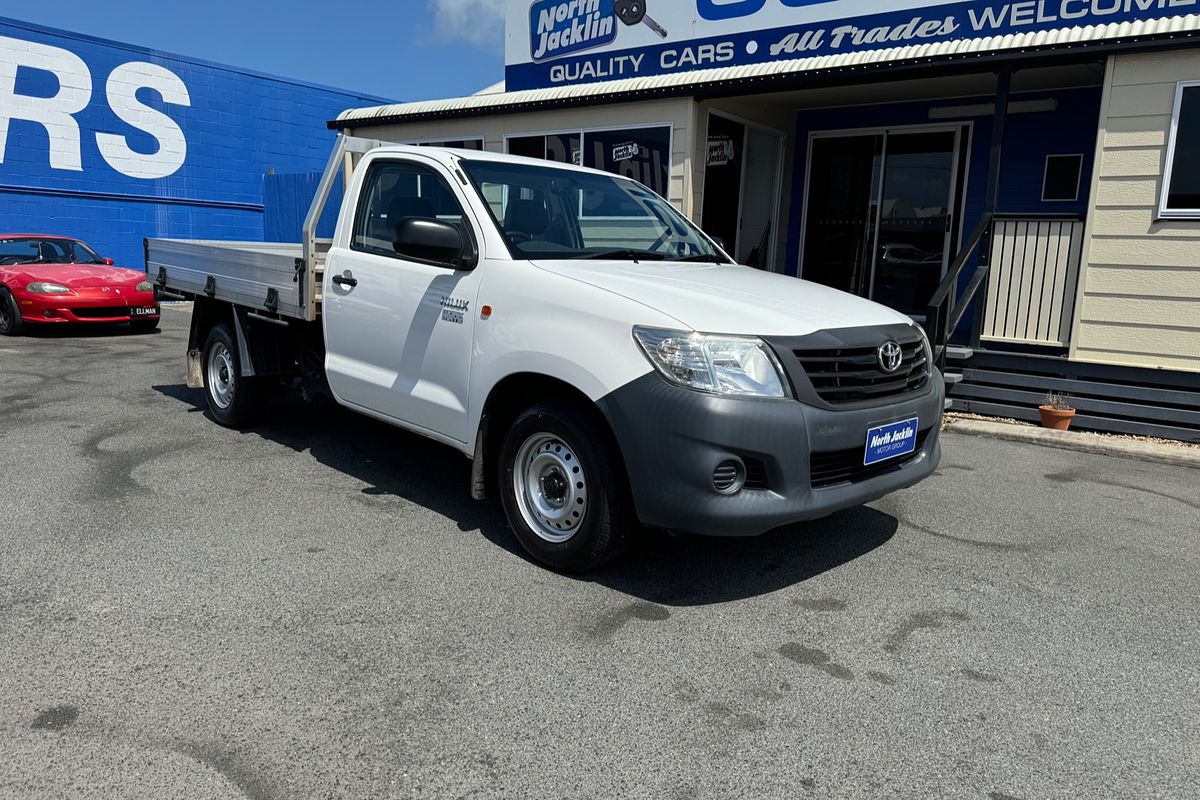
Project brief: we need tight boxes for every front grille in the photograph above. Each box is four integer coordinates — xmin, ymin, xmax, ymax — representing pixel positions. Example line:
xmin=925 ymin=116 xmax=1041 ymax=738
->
xmin=810 ymin=429 xmax=931 ymax=489
xmin=71 ymin=306 xmax=129 ymax=319
xmin=796 ymin=339 xmax=929 ymax=404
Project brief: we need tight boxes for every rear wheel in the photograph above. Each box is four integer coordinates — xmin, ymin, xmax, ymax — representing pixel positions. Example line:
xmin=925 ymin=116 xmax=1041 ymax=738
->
xmin=202 ymin=323 xmax=263 ymax=427
xmin=499 ymin=401 xmax=633 ymax=572
xmin=0 ymin=288 xmax=23 ymax=336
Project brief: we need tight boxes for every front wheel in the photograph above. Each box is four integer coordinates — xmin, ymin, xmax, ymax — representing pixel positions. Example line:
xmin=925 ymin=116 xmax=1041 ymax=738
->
xmin=0 ymin=288 xmax=23 ymax=336
xmin=202 ymin=323 xmax=263 ymax=427
xmin=499 ymin=402 xmax=634 ymax=572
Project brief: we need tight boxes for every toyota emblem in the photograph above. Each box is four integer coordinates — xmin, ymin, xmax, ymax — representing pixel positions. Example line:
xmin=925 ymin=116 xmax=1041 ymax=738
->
xmin=877 ymin=341 xmax=904 ymax=373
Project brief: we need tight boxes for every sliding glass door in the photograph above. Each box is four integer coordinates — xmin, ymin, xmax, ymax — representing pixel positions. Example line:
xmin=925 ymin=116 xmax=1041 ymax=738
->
xmin=802 ymin=126 xmax=967 ymax=316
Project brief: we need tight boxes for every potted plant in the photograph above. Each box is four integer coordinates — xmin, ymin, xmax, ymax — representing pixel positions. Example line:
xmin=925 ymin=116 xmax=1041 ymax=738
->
xmin=1039 ymin=391 xmax=1076 ymax=431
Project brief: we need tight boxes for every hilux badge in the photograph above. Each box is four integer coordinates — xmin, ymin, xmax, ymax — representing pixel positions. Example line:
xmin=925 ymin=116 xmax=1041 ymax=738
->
xmin=878 ymin=341 xmax=903 ymax=373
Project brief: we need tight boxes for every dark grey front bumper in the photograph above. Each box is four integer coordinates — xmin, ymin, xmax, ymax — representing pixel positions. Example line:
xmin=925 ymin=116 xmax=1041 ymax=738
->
xmin=597 ymin=371 xmax=944 ymax=537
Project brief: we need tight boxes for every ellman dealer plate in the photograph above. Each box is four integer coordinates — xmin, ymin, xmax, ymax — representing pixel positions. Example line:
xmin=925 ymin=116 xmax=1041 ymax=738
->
xmin=864 ymin=417 xmax=920 ymax=466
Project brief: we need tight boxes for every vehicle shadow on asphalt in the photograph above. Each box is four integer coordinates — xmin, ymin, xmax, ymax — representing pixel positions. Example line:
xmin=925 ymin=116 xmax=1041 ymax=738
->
xmin=155 ymin=385 xmax=899 ymax=606
xmin=22 ymin=323 xmax=160 ymax=338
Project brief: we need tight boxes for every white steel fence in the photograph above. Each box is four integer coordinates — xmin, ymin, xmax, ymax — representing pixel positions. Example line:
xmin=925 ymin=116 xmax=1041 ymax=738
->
xmin=981 ymin=216 xmax=1085 ymax=348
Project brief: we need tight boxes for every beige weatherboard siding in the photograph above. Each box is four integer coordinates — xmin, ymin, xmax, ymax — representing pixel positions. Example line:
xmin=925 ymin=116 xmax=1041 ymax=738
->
xmin=343 ymin=97 xmax=697 ymax=215
xmin=1071 ymin=51 xmax=1200 ymax=374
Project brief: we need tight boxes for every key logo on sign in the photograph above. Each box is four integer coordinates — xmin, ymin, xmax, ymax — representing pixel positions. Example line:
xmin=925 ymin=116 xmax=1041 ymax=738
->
xmin=613 ymin=0 xmax=669 ymax=38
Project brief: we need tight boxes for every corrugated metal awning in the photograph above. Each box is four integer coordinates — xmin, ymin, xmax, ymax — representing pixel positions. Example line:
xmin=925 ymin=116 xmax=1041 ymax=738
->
xmin=333 ymin=14 xmax=1200 ymax=129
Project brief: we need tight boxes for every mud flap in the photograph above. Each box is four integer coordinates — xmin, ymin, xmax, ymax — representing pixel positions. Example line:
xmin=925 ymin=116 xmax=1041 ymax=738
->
xmin=186 ymin=348 xmax=203 ymax=389
xmin=470 ymin=414 xmax=489 ymax=501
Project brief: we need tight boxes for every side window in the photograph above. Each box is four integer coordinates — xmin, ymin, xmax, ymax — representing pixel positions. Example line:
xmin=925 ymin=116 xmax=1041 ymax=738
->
xmin=1161 ymin=82 xmax=1200 ymax=218
xmin=1042 ymin=154 xmax=1083 ymax=202
xmin=352 ymin=161 xmax=469 ymax=258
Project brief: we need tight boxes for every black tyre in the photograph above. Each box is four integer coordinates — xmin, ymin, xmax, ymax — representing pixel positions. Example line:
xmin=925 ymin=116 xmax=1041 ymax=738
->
xmin=499 ymin=401 xmax=634 ymax=572
xmin=130 ymin=317 xmax=160 ymax=333
xmin=0 ymin=287 xmax=23 ymax=336
xmin=202 ymin=323 xmax=263 ymax=427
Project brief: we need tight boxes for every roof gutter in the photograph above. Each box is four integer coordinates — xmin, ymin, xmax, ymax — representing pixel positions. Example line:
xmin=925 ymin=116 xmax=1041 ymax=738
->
xmin=329 ymin=31 xmax=1198 ymax=130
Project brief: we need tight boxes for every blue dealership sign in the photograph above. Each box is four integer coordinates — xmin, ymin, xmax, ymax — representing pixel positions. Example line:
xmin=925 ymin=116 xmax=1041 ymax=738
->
xmin=864 ymin=417 xmax=920 ymax=466
xmin=504 ymin=0 xmax=1200 ymax=90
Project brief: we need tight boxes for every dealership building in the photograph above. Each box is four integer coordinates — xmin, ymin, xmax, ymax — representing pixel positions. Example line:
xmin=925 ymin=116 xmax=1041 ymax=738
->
xmin=0 ymin=16 xmax=386 ymax=270
xmin=332 ymin=0 xmax=1200 ymax=441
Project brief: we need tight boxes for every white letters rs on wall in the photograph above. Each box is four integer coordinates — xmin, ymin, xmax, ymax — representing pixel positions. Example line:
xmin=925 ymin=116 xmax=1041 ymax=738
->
xmin=0 ymin=36 xmax=92 ymax=171
xmin=96 ymin=62 xmax=191 ymax=179
xmin=0 ymin=35 xmax=191 ymax=179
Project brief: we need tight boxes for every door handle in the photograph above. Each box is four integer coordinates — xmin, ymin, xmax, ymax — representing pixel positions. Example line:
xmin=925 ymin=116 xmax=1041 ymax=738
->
xmin=332 ymin=272 xmax=358 ymax=289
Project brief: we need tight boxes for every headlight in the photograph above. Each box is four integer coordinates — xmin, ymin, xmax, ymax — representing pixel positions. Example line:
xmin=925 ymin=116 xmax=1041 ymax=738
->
xmin=26 ymin=282 xmax=71 ymax=295
xmin=135 ymin=281 xmax=154 ymax=293
xmin=633 ymin=327 xmax=791 ymax=399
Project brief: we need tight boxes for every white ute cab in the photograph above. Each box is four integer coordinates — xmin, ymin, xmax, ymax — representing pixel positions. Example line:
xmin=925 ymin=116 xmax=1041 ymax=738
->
xmin=148 ymin=137 xmax=943 ymax=572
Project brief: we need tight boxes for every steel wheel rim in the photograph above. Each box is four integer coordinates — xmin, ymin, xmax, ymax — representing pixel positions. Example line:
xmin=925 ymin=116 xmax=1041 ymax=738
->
xmin=513 ymin=433 xmax=588 ymax=544
xmin=207 ymin=343 xmax=235 ymax=410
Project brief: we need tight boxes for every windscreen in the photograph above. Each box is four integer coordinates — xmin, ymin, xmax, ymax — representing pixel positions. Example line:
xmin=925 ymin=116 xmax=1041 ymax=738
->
xmin=0 ymin=238 xmax=106 ymax=266
xmin=460 ymin=160 xmax=728 ymax=264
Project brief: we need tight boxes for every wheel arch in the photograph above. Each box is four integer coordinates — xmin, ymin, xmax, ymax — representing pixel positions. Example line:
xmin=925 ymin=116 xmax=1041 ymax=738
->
xmin=470 ymin=372 xmax=630 ymax=503
xmin=188 ymin=297 xmax=234 ymax=355
xmin=189 ymin=299 xmax=302 ymax=380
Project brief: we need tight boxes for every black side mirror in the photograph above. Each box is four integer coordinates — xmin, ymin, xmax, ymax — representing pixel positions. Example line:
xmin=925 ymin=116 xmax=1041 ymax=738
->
xmin=711 ymin=236 xmax=727 ymax=252
xmin=394 ymin=218 xmax=473 ymax=269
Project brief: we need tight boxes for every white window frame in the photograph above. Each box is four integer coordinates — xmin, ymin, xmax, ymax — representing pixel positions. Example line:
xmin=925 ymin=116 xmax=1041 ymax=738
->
xmin=1041 ymin=153 xmax=1084 ymax=203
xmin=1158 ymin=80 xmax=1200 ymax=220
xmin=401 ymin=137 xmax=485 ymax=150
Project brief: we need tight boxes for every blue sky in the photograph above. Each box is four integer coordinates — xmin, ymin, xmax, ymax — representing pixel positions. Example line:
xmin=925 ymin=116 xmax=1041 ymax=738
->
xmin=7 ymin=0 xmax=507 ymax=102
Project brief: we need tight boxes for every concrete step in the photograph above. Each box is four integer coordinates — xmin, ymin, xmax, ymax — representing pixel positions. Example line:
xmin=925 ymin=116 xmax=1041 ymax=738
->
xmin=946 ymin=346 xmax=975 ymax=362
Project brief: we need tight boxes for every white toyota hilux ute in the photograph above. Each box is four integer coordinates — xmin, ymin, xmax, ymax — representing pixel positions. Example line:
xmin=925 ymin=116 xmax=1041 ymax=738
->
xmin=147 ymin=137 xmax=943 ymax=571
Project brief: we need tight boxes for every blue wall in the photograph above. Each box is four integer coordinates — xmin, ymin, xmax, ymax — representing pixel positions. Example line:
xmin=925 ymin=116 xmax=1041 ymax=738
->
xmin=783 ymin=86 xmax=1103 ymax=279
xmin=262 ymin=172 xmax=343 ymax=244
xmin=0 ymin=17 xmax=389 ymax=269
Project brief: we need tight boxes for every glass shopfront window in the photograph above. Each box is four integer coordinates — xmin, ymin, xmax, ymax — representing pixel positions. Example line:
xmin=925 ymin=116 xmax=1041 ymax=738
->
xmin=507 ymin=126 xmax=672 ymax=216
xmin=408 ymin=139 xmax=484 ymax=150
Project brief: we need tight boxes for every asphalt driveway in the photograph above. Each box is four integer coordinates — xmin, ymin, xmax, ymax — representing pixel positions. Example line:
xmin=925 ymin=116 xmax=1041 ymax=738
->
xmin=1 ymin=307 xmax=1197 ymax=799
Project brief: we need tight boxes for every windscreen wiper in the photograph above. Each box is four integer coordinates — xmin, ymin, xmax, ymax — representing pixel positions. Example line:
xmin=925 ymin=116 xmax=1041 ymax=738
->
xmin=678 ymin=254 xmax=733 ymax=264
xmin=581 ymin=250 xmax=667 ymax=261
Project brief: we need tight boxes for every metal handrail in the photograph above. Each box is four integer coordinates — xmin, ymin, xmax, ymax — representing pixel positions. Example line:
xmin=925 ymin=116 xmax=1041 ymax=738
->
xmin=924 ymin=213 xmax=993 ymax=372
xmin=923 ymin=69 xmax=1015 ymax=373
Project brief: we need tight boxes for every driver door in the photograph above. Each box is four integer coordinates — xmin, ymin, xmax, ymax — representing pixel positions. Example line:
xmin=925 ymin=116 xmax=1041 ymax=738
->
xmin=323 ymin=157 xmax=483 ymax=444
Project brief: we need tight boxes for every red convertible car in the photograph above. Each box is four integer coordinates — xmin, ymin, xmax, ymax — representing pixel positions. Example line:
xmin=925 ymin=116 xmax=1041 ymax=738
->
xmin=0 ymin=234 xmax=159 ymax=336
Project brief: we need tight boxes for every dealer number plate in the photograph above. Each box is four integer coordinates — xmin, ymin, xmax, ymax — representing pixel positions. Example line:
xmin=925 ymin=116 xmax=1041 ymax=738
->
xmin=864 ymin=417 xmax=920 ymax=466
